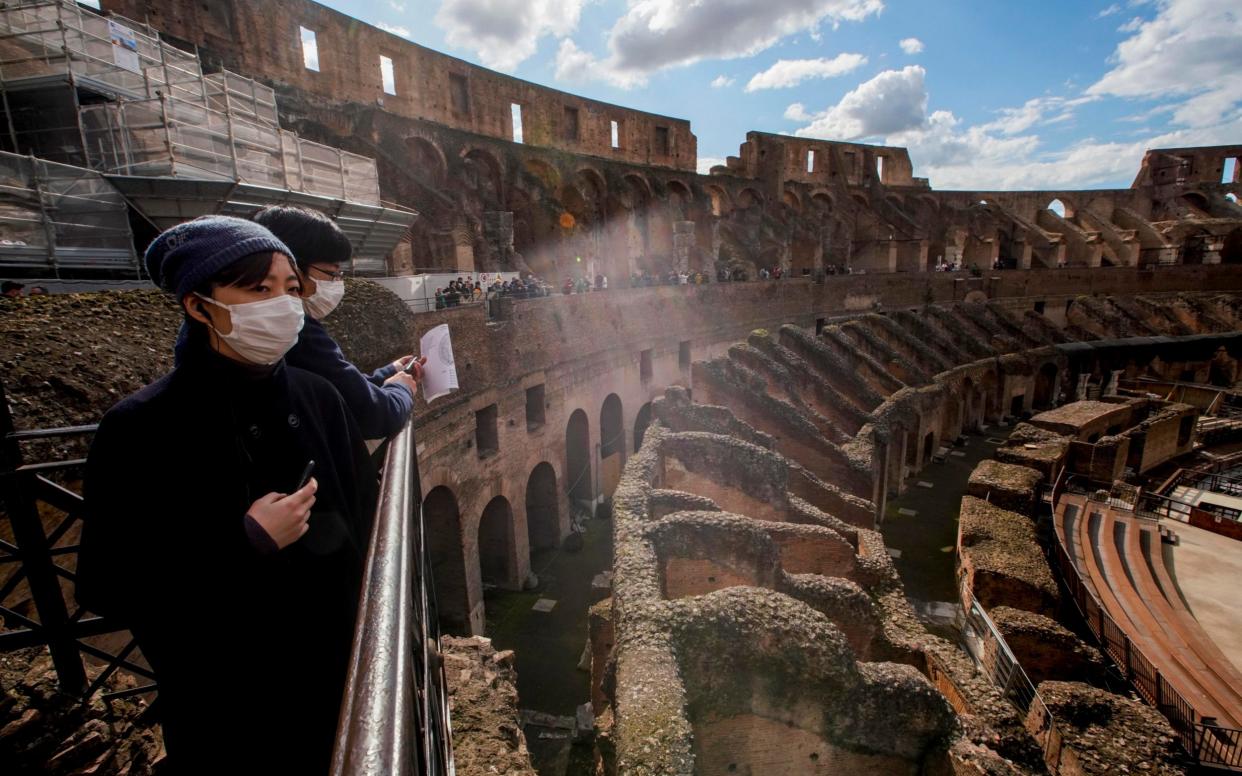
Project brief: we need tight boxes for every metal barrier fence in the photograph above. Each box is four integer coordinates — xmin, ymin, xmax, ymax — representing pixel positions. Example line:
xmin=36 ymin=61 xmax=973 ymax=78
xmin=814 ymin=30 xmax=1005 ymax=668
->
xmin=957 ymin=583 xmax=1071 ymax=773
xmin=0 ymin=389 xmax=153 ymax=701
xmin=1 ymin=381 xmax=454 ymax=773
xmin=1048 ymin=504 xmax=1242 ymax=769
xmin=331 ymin=418 xmax=454 ymax=775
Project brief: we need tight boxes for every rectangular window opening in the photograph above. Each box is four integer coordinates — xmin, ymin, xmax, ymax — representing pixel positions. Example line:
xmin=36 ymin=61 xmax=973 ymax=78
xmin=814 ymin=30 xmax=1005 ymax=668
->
xmin=475 ymin=404 xmax=499 ymax=458
xmin=610 ymin=120 xmax=620 ymax=149
xmin=807 ymin=149 xmax=816 ymax=174
xmin=815 ymin=318 xmax=826 ymax=335
xmin=300 ymin=26 xmax=319 ymax=72
xmin=525 ymin=384 xmax=546 ymax=430
xmin=679 ymin=341 xmax=691 ymax=369
xmin=1223 ymin=157 xmax=1238 ymax=185
xmin=563 ymin=106 xmax=579 ymax=141
xmin=380 ymin=55 xmax=396 ymax=95
xmin=510 ymin=102 xmax=524 ymax=144
xmin=449 ymin=73 xmax=470 ymax=115
xmin=876 ymin=155 xmax=885 ymax=181
xmin=654 ymin=126 xmax=669 ymax=156
xmin=1034 ymin=300 xmax=1046 ymax=315
xmin=640 ymin=348 xmax=653 ymax=382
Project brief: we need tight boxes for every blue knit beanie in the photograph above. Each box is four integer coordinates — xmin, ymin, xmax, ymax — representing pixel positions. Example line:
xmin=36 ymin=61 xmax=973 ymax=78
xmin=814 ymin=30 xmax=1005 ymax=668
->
xmin=145 ymin=215 xmax=293 ymax=299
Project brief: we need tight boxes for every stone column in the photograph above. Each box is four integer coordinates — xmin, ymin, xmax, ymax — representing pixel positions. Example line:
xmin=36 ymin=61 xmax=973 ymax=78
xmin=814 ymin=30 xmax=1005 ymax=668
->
xmin=672 ymin=220 xmax=696 ymax=273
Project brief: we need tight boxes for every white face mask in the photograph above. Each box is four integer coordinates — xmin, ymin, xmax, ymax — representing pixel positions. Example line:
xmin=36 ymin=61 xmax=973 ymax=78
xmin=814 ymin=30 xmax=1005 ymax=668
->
xmin=194 ymin=293 xmax=304 ymax=365
xmin=303 ymin=279 xmax=345 ymax=319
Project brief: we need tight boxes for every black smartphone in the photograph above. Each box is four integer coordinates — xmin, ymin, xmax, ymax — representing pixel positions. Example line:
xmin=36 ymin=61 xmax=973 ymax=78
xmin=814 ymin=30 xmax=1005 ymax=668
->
xmin=297 ymin=459 xmax=316 ymax=490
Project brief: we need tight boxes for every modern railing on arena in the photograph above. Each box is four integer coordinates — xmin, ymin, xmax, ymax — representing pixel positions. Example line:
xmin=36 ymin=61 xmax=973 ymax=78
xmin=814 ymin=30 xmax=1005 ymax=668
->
xmin=331 ymin=418 xmax=454 ymax=775
xmin=1049 ymin=494 xmax=1242 ymax=769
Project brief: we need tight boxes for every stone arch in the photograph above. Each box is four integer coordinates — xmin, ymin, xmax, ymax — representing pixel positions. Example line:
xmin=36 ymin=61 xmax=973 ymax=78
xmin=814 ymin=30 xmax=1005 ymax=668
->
xmin=424 ymin=486 xmax=469 ymax=634
xmin=623 ymin=172 xmax=653 ymax=202
xmin=634 ymin=401 xmax=653 ymax=452
xmin=566 ymin=408 xmax=593 ymax=509
xmin=941 ymin=391 xmax=961 ymax=442
xmin=576 ymin=167 xmax=607 ymax=200
xmin=736 ymin=187 xmax=763 ymax=209
xmin=461 ymin=147 xmax=505 ymax=206
xmin=478 ymin=495 xmax=518 ymax=590
xmin=600 ymin=393 xmax=626 ymax=498
xmin=1034 ymin=362 xmax=1060 ymax=408
xmin=916 ymin=194 xmax=939 ymax=213
xmin=600 ymin=393 xmax=625 ymax=459
xmin=810 ymin=190 xmax=834 ymax=212
xmin=782 ymin=187 xmax=802 ymax=213
xmin=522 ymin=158 xmax=561 ymax=192
xmin=526 ymin=462 xmax=561 ymax=553
xmin=1227 ymin=193 xmax=1239 ymax=204
xmin=704 ymin=184 xmax=732 ymax=217
xmin=666 ymin=179 xmax=692 ymax=221
xmin=981 ymin=370 xmax=1000 ymax=421
xmin=1046 ymin=198 xmax=1071 ymax=219
xmin=405 ymin=136 xmax=447 ymax=187
xmin=1182 ymin=192 xmax=1210 ymax=214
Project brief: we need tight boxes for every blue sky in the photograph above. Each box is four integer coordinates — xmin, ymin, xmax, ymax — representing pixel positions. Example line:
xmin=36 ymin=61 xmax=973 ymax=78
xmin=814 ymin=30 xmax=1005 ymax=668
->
xmin=321 ymin=0 xmax=1240 ymax=191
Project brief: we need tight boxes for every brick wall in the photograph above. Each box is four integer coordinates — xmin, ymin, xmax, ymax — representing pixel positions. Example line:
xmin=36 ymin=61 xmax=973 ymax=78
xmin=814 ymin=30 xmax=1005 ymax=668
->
xmin=102 ymin=0 xmax=697 ymax=171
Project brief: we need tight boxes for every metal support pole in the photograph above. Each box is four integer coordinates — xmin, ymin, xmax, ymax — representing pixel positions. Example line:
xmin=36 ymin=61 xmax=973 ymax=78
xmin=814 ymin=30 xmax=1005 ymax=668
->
xmin=0 ymin=380 xmax=86 ymax=695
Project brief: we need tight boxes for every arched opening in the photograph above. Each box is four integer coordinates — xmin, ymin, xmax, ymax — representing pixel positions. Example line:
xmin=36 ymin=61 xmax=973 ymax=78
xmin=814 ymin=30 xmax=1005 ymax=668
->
xmin=782 ymin=188 xmax=802 ymax=213
xmin=461 ymin=148 xmax=505 ymax=208
xmin=599 ymin=393 xmax=625 ymax=497
xmin=1047 ymin=198 xmax=1067 ymax=219
xmin=1182 ymin=230 xmax=1209 ymax=265
xmin=962 ymin=377 xmax=976 ymax=429
xmin=424 ymin=486 xmax=469 ymax=634
xmin=923 ymin=432 xmax=936 ymax=462
xmin=634 ymin=401 xmax=653 ymax=452
xmin=478 ymin=496 xmax=516 ymax=591
xmin=1221 ymin=228 xmax=1242 ymax=264
xmin=736 ymin=188 xmax=762 ymax=209
xmin=705 ymin=185 xmax=730 ymax=217
xmin=526 ymin=462 xmax=561 ymax=553
xmin=566 ymin=409 xmax=593 ymax=511
xmin=405 ymin=137 xmax=446 ymax=188
xmin=1227 ymin=193 xmax=1239 ymax=205
xmin=1034 ymin=363 xmax=1059 ymax=408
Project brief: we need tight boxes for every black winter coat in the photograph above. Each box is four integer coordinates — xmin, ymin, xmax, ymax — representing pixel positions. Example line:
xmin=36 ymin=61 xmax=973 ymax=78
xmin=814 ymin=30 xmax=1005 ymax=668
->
xmin=76 ymin=341 xmax=378 ymax=774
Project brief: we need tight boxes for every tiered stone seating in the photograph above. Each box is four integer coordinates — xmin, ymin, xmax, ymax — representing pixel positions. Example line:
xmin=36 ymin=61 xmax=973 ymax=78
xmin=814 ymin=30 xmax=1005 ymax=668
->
xmin=1055 ymin=495 xmax=1242 ymax=727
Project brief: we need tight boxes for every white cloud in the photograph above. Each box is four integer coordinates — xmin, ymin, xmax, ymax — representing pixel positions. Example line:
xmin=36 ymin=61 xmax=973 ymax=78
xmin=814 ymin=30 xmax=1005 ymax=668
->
xmin=1097 ymin=3 xmax=1122 ymax=17
xmin=784 ymin=102 xmax=813 ymax=121
xmin=744 ymin=53 xmax=867 ymax=91
xmin=556 ymin=0 xmax=883 ymax=88
xmin=978 ymin=95 xmax=1095 ymax=135
xmin=792 ymin=65 xmax=928 ymax=140
xmin=388 ymin=0 xmax=406 ymax=10
xmin=711 ymin=75 xmax=735 ymax=88
xmin=1088 ymin=0 xmax=1242 ymax=128
xmin=376 ymin=21 xmax=412 ymax=38
xmin=898 ymin=37 xmax=923 ymax=54
xmin=697 ymin=156 xmax=727 ymax=175
xmin=436 ymin=0 xmax=587 ymax=71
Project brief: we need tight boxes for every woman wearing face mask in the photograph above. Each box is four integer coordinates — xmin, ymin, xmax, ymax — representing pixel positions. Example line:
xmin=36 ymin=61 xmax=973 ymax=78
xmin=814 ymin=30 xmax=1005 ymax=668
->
xmin=76 ymin=216 xmax=378 ymax=774
xmin=255 ymin=206 xmax=421 ymax=440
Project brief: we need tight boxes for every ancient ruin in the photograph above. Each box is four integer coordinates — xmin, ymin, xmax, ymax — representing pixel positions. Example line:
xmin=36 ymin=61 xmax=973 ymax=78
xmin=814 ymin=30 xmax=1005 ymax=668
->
xmin=2 ymin=1 xmax=1242 ymax=775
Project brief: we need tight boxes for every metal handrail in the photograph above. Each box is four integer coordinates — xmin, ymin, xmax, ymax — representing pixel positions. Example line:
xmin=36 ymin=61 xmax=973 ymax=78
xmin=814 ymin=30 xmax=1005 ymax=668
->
xmin=331 ymin=418 xmax=454 ymax=775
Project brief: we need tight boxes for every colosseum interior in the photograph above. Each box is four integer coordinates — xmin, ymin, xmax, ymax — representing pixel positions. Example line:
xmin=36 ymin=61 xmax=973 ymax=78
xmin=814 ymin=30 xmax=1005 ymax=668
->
xmin=2 ymin=1 xmax=1242 ymax=775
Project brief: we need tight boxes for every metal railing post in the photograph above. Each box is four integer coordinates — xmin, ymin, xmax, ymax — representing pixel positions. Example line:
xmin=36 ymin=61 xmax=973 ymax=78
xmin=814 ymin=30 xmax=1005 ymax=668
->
xmin=0 ymin=380 xmax=86 ymax=694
